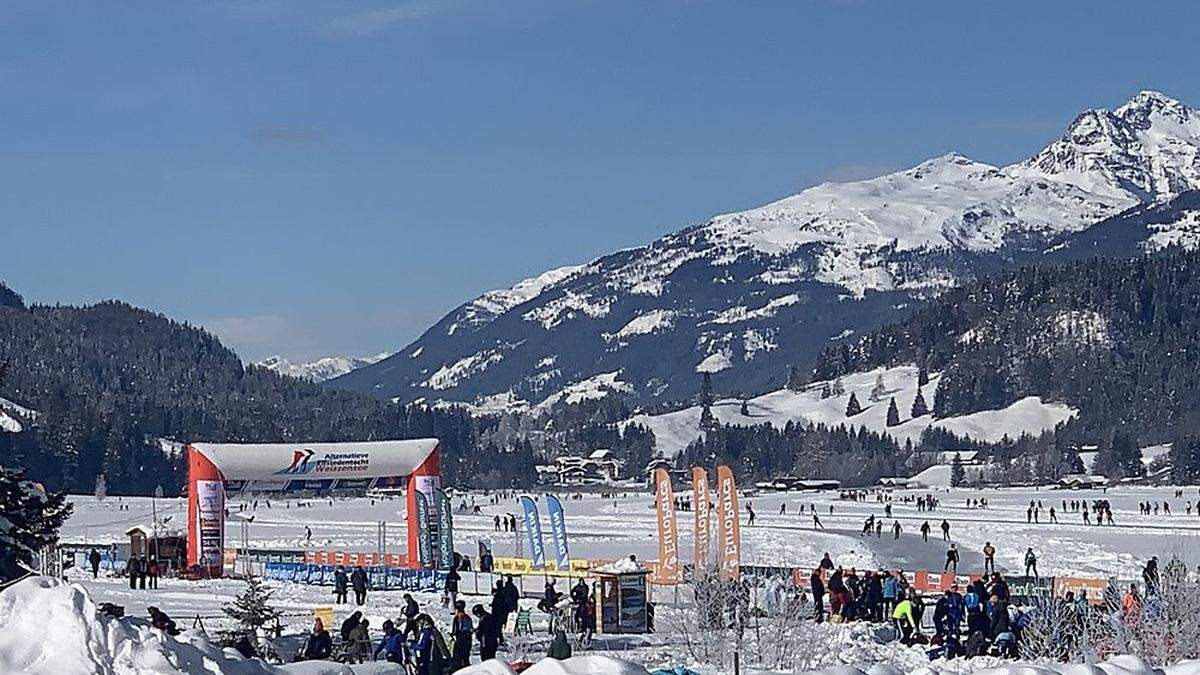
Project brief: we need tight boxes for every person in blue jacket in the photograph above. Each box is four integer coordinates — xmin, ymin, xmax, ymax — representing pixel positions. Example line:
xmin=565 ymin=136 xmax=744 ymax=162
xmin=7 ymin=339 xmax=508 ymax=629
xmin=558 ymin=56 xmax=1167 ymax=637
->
xmin=373 ymin=619 xmax=406 ymax=663
xmin=882 ymin=572 xmax=900 ymax=615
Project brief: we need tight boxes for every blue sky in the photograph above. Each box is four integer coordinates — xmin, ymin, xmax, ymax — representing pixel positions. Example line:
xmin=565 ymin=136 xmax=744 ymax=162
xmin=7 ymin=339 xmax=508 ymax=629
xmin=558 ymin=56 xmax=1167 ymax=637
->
xmin=3 ymin=1 xmax=1199 ymax=361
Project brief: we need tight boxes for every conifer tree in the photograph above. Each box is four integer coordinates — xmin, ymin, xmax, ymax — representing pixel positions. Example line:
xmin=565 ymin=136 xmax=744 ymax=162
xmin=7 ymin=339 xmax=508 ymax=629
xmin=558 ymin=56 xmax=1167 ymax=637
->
xmin=221 ymin=576 xmax=282 ymax=649
xmin=885 ymin=397 xmax=900 ymax=427
xmin=820 ymin=382 xmax=831 ymax=399
xmin=740 ymin=400 xmax=749 ymax=416
xmin=831 ymin=377 xmax=845 ymax=396
xmin=917 ymin=366 xmax=929 ymax=388
xmin=950 ymin=452 xmax=965 ymax=487
xmin=910 ymin=388 xmax=929 ymax=418
xmin=845 ymin=392 xmax=863 ymax=417
xmin=0 ymin=466 xmax=72 ymax=579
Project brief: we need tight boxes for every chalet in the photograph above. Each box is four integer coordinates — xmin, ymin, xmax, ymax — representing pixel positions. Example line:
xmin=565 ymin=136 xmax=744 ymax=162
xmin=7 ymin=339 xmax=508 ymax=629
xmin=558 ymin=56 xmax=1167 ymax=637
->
xmin=536 ymin=449 xmax=623 ymax=485
xmin=1057 ymin=474 xmax=1108 ymax=490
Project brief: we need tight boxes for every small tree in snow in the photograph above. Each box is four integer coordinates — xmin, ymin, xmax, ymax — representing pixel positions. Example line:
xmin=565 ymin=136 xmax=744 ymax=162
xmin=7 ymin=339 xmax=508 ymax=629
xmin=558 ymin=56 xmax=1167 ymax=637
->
xmin=221 ymin=577 xmax=283 ymax=656
xmin=819 ymin=382 xmax=831 ymax=399
xmin=869 ymin=373 xmax=886 ymax=401
xmin=831 ymin=377 xmax=845 ymax=397
xmin=740 ymin=400 xmax=749 ymax=416
xmin=845 ymin=393 xmax=863 ymax=417
xmin=885 ymin=397 xmax=900 ymax=426
xmin=917 ymin=366 xmax=929 ymax=387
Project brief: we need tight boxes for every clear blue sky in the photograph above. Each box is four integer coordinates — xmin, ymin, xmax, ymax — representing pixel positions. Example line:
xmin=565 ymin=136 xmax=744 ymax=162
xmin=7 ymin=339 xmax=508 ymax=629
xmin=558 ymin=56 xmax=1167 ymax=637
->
xmin=3 ymin=1 xmax=1198 ymax=361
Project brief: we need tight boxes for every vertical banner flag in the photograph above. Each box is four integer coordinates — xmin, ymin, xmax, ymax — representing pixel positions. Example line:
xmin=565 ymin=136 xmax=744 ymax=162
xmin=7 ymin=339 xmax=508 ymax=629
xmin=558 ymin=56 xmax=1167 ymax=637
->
xmin=436 ymin=489 xmax=454 ymax=570
xmin=692 ymin=467 xmax=711 ymax=574
xmin=545 ymin=494 xmax=570 ymax=570
xmin=654 ymin=468 xmax=682 ymax=584
xmin=716 ymin=465 xmax=742 ymax=581
xmin=519 ymin=495 xmax=547 ymax=569
xmin=415 ymin=491 xmax=434 ymax=568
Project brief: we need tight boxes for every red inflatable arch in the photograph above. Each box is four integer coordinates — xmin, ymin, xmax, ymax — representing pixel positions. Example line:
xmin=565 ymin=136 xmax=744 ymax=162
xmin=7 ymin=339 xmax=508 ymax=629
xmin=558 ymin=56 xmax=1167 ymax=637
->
xmin=186 ymin=439 xmax=440 ymax=577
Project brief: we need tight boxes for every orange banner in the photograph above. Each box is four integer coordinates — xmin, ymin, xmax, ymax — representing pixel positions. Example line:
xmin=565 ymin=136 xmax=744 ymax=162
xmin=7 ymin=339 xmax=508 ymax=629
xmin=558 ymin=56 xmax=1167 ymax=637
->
xmin=716 ymin=465 xmax=741 ymax=581
xmin=1054 ymin=576 xmax=1108 ymax=606
xmin=654 ymin=468 xmax=682 ymax=584
xmin=692 ymin=467 xmax=710 ymax=575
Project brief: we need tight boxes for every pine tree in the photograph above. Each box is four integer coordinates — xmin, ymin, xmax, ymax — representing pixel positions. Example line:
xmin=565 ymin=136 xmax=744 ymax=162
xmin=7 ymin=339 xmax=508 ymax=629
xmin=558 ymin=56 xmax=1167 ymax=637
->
xmin=917 ymin=366 xmax=929 ymax=388
xmin=831 ymin=377 xmax=845 ymax=396
xmin=869 ymin=373 xmax=886 ymax=401
xmin=0 ymin=466 xmax=73 ymax=579
xmin=740 ymin=400 xmax=749 ymax=416
xmin=699 ymin=405 xmax=717 ymax=431
xmin=699 ymin=372 xmax=714 ymax=408
xmin=845 ymin=392 xmax=863 ymax=417
xmin=221 ymin=576 xmax=282 ymax=648
xmin=910 ymin=388 xmax=929 ymax=418
xmin=885 ymin=397 xmax=900 ymax=427
xmin=820 ymin=382 xmax=831 ymax=399
xmin=785 ymin=366 xmax=802 ymax=391
xmin=950 ymin=452 xmax=965 ymax=487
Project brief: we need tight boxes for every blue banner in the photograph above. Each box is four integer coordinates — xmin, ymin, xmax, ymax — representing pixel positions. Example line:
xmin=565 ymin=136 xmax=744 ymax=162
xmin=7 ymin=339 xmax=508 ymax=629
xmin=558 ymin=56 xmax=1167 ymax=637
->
xmin=519 ymin=495 xmax=547 ymax=569
xmin=545 ymin=494 xmax=570 ymax=569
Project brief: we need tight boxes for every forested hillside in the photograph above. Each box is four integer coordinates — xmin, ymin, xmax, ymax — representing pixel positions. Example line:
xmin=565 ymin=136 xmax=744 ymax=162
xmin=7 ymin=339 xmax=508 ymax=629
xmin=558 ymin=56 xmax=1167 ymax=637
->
xmin=0 ymin=285 xmax=489 ymax=495
xmin=813 ymin=249 xmax=1200 ymax=447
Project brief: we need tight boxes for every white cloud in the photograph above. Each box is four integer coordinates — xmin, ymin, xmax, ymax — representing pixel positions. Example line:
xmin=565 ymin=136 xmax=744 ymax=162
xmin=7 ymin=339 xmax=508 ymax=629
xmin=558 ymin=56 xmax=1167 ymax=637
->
xmin=324 ymin=2 xmax=440 ymax=35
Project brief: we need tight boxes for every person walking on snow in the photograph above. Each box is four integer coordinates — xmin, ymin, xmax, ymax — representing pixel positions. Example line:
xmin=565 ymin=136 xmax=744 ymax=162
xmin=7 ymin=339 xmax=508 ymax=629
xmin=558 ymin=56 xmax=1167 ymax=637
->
xmin=920 ymin=521 xmax=931 ymax=542
xmin=983 ymin=542 xmax=996 ymax=576
xmin=747 ymin=503 xmax=756 ymax=526
xmin=88 ymin=548 xmax=101 ymax=579
xmin=351 ymin=565 xmax=369 ymax=605
xmin=944 ymin=544 xmax=960 ymax=573
xmin=940 ymin=519 xmax=951 ymax=541
xmin=813 ymin=513 xmax=825 ymax=530
xmin=333 ymin=566 xmax=349 ymax=604
xmin=1024 ymin=548 xmax=1038 ymax=578
xmin=892 ymin=520 xmax=902 ymax=540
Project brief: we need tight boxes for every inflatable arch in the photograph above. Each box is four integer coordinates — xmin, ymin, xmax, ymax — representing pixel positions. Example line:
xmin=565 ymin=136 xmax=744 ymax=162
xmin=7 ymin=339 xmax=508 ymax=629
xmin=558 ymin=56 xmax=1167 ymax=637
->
xmin=187 ymin=439 xmax=440 ymax=577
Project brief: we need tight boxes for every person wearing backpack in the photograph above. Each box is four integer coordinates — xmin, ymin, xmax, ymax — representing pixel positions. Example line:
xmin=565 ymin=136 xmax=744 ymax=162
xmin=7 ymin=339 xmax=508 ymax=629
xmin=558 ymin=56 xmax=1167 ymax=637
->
xmin=449 ymin=600 xmax=473 ymax=671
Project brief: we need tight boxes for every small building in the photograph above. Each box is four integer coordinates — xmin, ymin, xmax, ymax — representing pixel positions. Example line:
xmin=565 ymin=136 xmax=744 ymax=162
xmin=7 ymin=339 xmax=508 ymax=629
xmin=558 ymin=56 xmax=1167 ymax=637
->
xmin=1057 ymin=474 xmax=1108 ymax=490
xmin=124 ymin=524 xmax=186 ymax=572
xmin=538 ymin=450 xmax=624 ymax=485
xmin=593 ymin=559 xmax=650 ymax=634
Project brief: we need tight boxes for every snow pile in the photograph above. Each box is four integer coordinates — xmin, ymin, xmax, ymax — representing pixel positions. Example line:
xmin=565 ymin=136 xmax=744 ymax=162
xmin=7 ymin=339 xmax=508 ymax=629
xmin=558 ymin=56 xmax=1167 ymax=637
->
xmin=592 ymin=558 xmax=644 ymax=574
xmin=797 ymin=654 xmax=1200 ymax=675
xmin=459 ymin=656 xmax=647 ymax=675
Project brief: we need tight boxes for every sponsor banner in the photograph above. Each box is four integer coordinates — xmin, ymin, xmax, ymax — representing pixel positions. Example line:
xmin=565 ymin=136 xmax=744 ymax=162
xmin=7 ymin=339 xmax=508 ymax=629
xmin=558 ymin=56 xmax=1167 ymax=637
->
xmin=519 ymin=495 xmax=548 ymax=569
xmin=653 ymin=469 xmax=681 ymax=584
xmin=334 ymin=478 xmax=374 ymax=490
xmin=314 ymin=606 xmax=334 ymax=630
xmin=415 ymin=491 xmax=434 ymax=568
xmin=371 ymin=476 xmax=408 ymax=490
xmin=545 ymin=495 xmax=571 ymax=570
xmin=716 ymin=465 xmax=741 ymax=581
xmin=436 ymin=489 xmax=454 ymax=570
xmin=692 ymin=467 xmax=710 ymax=575
xmin=1004 ymin=575 xmax=1054 ymax=601
xmin=223 ymin=480 xmax=248 ymax=492
xmin=195 ymin=480 xmax=225 ymax=566
xmin=491 ymin=556 xmax=591 ymax=577
xmin=1053 ymin=576 xmax=1109 ymax=606
xmin=285 ymin=479 xmax=335 ymax=492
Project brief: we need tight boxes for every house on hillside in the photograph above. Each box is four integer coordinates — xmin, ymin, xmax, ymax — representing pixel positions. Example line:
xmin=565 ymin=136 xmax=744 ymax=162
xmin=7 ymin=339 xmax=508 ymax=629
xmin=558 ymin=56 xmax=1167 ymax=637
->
xmin=536 ymin=449 xmax=623 ymax=485
xmin=1057 ymin=474 xmax=1108 ymax=489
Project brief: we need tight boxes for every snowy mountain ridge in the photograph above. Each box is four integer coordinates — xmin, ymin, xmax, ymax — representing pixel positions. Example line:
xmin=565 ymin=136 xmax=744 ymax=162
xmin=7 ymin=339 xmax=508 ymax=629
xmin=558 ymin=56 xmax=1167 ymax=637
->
xmin=257 ymin=352 xmax=392 ymax=383
xmin=332 ymin=91 xmax=1200 ymax=409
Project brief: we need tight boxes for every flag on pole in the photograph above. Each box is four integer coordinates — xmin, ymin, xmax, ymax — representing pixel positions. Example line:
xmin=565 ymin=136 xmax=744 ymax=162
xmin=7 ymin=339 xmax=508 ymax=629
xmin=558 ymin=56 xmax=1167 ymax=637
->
xmin=436 ymin=489 xmax=454 ymax=570
xmin=692 ymin=466 xmax=711 ymax=575
xmin=654 ymin=468 xmax=681 ymax=584
xmin=518 ymin=495 xmax=547 ymax=569
xmin=716 ymin=465 xmax=741 ymax=581
xmin=545 ymin=494 xmax=570 ymax=570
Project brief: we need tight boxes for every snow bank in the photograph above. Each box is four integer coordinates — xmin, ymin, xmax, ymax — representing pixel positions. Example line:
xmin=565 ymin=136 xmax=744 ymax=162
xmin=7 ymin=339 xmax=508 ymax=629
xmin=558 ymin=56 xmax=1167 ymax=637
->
xmin=458 ymin=656 xmax=648 ymax=675
xmin=796 ymin=654 xmax=1200 ymax=675
xmin=0 ymin=576 xmax=405 ymax=675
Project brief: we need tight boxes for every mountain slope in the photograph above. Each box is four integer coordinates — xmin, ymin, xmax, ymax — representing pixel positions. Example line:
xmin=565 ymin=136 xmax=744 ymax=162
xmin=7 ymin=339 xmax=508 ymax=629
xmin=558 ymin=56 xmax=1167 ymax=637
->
xmin=812 ymin=244 xmax=1200 ymax=444
xmin=333 ymin=91 xmax=1200 ymax=408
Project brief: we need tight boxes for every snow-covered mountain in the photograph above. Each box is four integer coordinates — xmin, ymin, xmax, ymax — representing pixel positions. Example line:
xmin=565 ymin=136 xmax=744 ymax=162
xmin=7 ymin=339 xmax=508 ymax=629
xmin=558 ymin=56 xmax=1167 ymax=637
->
xmin=257 ymin=352 xmax=392 ymax=383
xmin=332 ymin=91 xmax=1200 ymax=408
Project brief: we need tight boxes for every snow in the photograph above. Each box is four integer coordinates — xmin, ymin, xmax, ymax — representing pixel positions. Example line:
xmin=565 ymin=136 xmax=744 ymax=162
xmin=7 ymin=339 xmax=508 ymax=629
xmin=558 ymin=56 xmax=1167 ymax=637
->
xmin=605 ymin=310 xmax=678 ymax=342
xmin=706 ymin=294 xmax=800 ymax=325
xmin=423 ymin=346 xmax=515 ymax=390
xmin=1144 ymin=209 xmax=1200 ymax=252
xmin=0 ymin=396 xmax=35 ymax=433
xmin=523 ymin=291 xmax=615 ymax=330
xmin=625 ymin=365 xmax=1077 ymax=456
xmin=537 ymin=371 xmax=634 ymax=408
xmin=0 ymin=411 xmax=20 ymax=433
xmin=458 ymin=265 xmax=587 ymax=330
xmin=694 ymin=351 xmax=732 ymax=373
